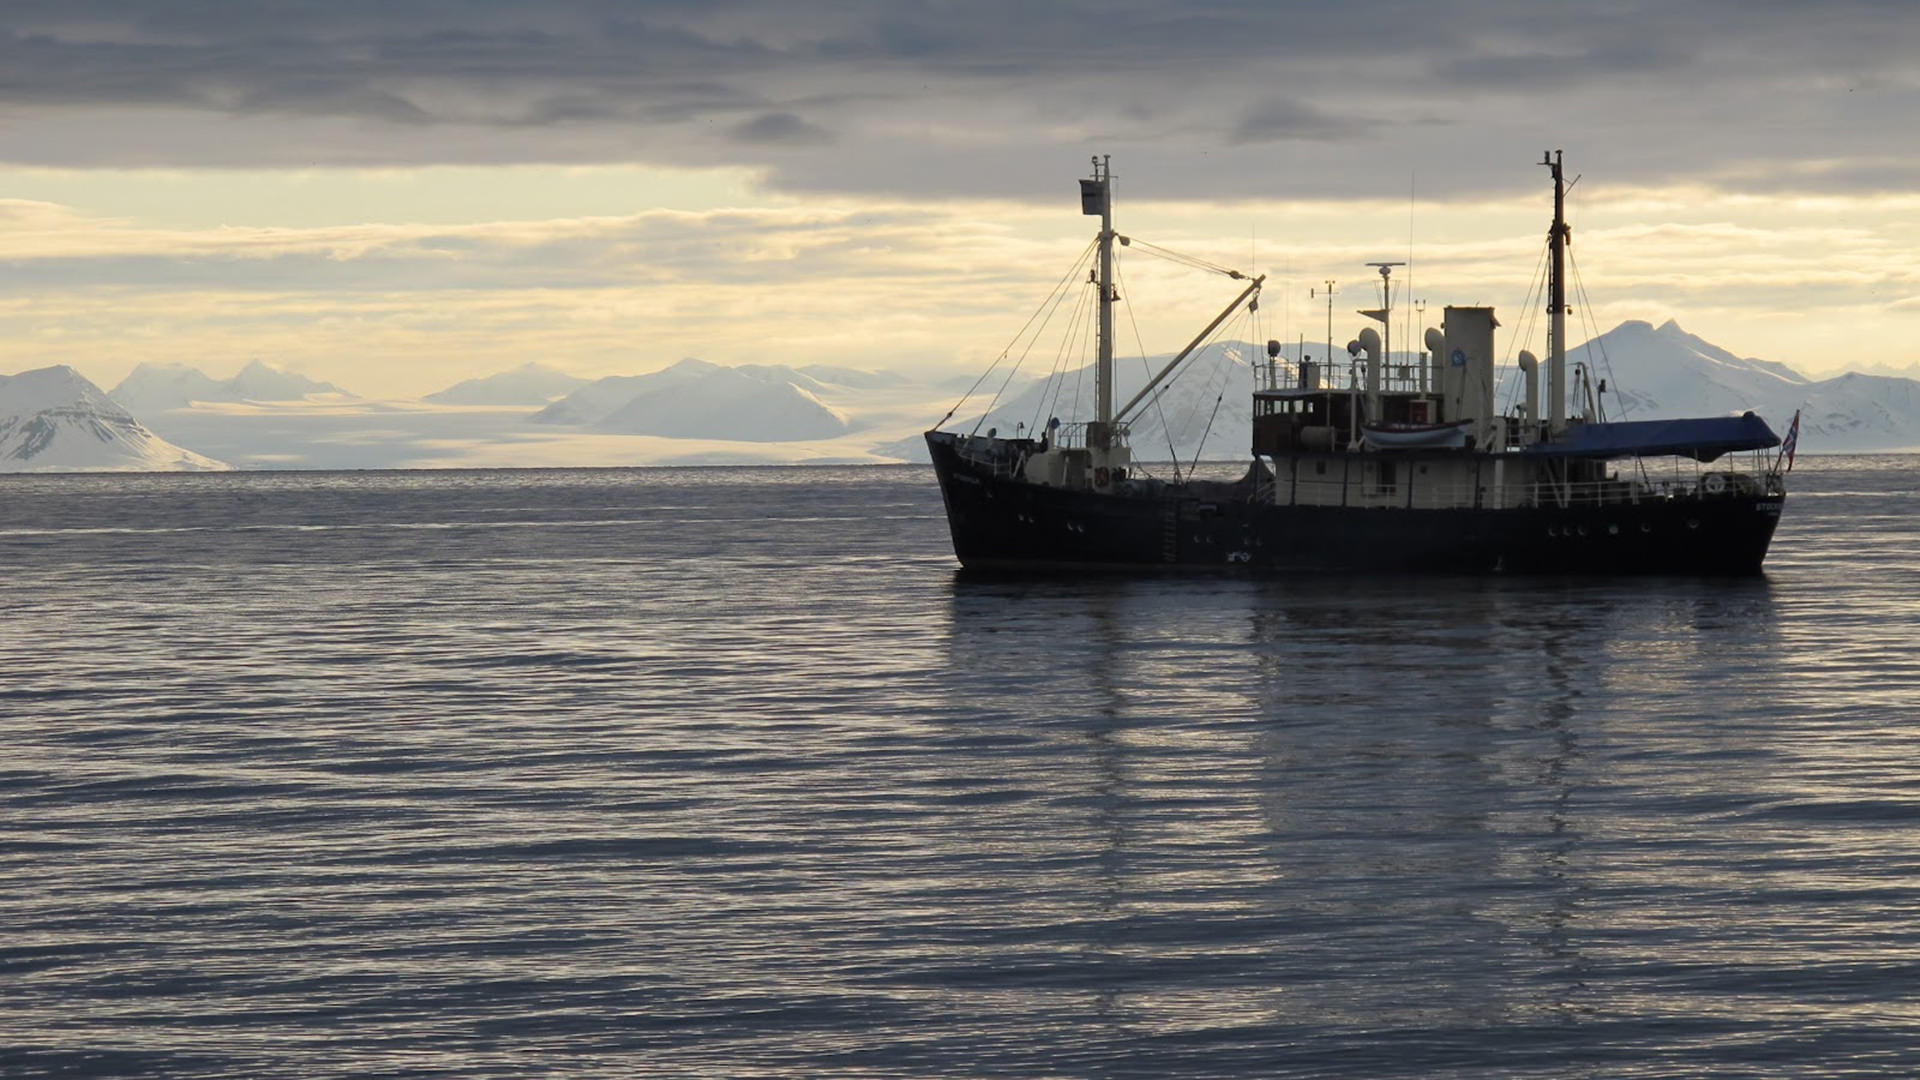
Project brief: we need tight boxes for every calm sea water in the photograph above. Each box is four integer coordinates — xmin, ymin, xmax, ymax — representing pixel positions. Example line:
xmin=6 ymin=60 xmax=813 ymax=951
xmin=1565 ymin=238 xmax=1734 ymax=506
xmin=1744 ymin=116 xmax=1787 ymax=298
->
xmin=2 ymin=456 xmax=1917 ymax=1078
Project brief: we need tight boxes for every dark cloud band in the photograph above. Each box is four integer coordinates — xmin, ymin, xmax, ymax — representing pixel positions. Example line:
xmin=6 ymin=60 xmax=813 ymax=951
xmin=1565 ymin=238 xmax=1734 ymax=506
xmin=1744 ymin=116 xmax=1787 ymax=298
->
xmin=0 ymin=1 xmax=1912 ymax=199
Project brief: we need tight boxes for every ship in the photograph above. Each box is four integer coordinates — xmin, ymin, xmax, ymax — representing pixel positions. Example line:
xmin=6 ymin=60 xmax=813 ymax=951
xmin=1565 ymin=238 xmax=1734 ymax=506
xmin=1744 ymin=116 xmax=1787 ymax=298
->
xmin=925 ymin=152 xmax=1790 ymax=574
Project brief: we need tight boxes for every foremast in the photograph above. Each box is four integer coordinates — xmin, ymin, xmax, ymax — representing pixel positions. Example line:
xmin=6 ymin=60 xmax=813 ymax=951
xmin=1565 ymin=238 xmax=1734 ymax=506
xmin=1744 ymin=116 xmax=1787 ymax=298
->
xmin=1080 ymin=156 xmax=1126 ymax=486
xmin=1089 ymin=156 xmax=1114 ymax=431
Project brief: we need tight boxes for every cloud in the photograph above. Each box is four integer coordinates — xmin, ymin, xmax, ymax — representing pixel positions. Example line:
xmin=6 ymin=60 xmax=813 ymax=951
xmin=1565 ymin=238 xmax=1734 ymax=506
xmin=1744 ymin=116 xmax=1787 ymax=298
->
xmin=0 ymin=1 xmax=1913 ymax=200
xmin=728 ymin=111 xmax=832 ymax=147
xmin=3 ymin=168 xmax=1915 ymax=393
xmin=3 ymin=4 xmax=1920 ymax=392
xmin=0 ymin=191 xmax=1107 ymax=393
xmin=0 ymin=202 xmax=1007 ymax=294
xmin=1230 ymin=99 xmax=1373 ymax=145
xmin=1430 ymin=28 xmax=1700 ymax=90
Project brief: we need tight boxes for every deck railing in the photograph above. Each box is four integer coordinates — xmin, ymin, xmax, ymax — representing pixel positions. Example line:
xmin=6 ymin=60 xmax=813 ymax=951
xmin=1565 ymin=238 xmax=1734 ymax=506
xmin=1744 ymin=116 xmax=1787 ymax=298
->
xmin=1275 ymin=464 xmax=1782 ymax=511
xmin=1042 ymin=421 xmax=1130 ymax=451
xmin=954 ymin=429 xmax=1785 ymax=511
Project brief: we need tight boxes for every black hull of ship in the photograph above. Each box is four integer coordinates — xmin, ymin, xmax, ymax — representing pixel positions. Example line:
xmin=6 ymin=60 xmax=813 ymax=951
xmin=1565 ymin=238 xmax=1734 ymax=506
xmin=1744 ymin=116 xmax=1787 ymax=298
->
xmin=927 ymin=433 xmax=1783 ymax=576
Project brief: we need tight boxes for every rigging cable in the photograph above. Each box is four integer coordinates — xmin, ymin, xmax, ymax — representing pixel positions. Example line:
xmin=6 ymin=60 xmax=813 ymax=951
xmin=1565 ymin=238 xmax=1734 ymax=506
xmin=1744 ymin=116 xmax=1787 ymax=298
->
xmin=1567 ymin=244 xmax=1627 ymax=417
xmin=1030 ymin=270 xmax=1096 ymax=438
xmin=1191 ymin=389 xmax=1227 ymax=477
xmin=973 ymin=263 xmax=1089 ymax=435
xmin=1567 ymin=243 xmax=1654 ymax=488
xmin=1065 ymin=267 xmax=1095 ymax=425
xmin=1498 ymin=240 xmax=1552 ymax=417
xmin=1167 ymin=341 xmax=1226 ymax=456
xmin=965 ymin=240 xmax=1098 ymax=435
xmin=1122 ymin=237 xmax=1250 ymax=280
xmin=939 ymin=236 xmax=1097 ymax=429
xmin=1187 ymin=318 xmax=1254 ymax=475
xmin=1127 ymin=295 xmax=1248 ymax=454
xmin=1111 ymin=249 xmax=1183 ymax=479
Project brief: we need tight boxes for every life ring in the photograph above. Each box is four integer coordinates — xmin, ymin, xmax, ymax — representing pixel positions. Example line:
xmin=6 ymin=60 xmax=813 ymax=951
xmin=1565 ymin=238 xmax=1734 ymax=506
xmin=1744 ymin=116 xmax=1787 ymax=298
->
xmin=1703 ymin=473 xmax=1727 ymax=495
xmin=1094 ymin=467 xmax=1110 ymax=487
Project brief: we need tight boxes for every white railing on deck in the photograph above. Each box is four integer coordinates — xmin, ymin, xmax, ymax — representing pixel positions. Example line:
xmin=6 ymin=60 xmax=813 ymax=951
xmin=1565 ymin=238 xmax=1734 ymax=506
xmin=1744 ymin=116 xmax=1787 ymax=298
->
xmin=1259 ymin=360 xmax=1433 ymax=395
xmin=1277 ymin=469 xmax=1782 ymax=511
xmin=1043 ymin=421 xmax=1128 ymax=450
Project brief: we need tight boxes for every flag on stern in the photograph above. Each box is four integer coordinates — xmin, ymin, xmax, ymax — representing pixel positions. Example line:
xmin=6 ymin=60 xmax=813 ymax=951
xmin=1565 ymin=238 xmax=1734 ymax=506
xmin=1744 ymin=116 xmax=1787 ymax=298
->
xmin=1781 ymin=409 xmax=1801 ymax=471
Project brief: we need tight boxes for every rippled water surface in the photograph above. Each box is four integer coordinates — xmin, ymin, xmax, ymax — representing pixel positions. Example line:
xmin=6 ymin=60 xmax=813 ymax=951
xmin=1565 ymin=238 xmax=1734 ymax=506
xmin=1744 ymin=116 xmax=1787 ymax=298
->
xmin=3 ymin=456 xmax=1918 ymax=1078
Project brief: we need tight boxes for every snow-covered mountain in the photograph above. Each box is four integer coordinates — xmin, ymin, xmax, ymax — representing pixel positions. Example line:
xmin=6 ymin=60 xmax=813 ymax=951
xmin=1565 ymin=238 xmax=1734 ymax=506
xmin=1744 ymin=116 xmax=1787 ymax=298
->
xmin=1851 ymin=360 xmax=1920 ymax=381
xmin=111 ymin=359 xmax=352 ymax=413
xmin=533 ymin=358 xmax=851 ymax=442
xmin=29 ymin=322 xmax=1920 ymax=470
xmin=897 ymin=320 xmax=1920 ymax=462
xmin=0 ymin=366 xmax=229 ymax=472
xmin=1563 ymin=319 xmax=1806 ymax=418
xmin=226 ymin=360 xmax=350 ymax=402
xmin=796 ymin=364 xmax=910 ymax=390
xmin=1758 ymin=372 xmax=1920 ymax=450
xmin=1569 ymin=320 xmax=1920 ymax=451
xmin=528 ymin=374 xmax=651 ymax=426
xmin=424 ymin=362 xmax=587 ymax=406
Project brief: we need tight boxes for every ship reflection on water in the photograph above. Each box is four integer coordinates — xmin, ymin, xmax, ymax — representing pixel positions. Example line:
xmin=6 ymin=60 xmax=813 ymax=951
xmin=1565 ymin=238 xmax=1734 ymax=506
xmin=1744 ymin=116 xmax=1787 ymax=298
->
xmin=937 ymin=573 xmax=1807 ymax=1057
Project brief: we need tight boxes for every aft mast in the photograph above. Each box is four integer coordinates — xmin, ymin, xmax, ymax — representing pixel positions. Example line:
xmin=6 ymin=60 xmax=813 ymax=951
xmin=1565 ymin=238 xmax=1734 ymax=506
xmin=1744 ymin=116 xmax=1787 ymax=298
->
xmin=1545 ymin=150 xmax=1569 ymax=436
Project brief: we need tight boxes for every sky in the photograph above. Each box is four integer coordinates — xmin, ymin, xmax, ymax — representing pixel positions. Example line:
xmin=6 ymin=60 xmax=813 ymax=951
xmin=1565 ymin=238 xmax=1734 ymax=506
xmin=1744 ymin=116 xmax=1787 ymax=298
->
xmin=1 ymin=0 xmax=1918 ymax=397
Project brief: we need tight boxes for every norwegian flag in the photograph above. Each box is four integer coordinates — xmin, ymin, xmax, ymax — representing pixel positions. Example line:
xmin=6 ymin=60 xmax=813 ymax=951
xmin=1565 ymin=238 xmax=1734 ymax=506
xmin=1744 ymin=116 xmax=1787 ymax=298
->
xmin=1781 ymin=409 xmax=1801 ymax=472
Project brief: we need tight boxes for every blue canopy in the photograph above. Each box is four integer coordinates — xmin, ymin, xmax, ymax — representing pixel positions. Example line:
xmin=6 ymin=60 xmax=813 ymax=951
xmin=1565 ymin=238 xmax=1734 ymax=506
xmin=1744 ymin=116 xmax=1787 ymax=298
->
xmin=1523 ymin=413 xmax=1781 ymax=462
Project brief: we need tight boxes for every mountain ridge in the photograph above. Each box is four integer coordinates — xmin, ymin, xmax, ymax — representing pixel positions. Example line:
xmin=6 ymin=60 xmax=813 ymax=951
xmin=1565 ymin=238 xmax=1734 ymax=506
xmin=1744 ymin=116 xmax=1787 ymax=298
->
xmin=916 ymin=319 xmax=1918 ymax=462
xmin=17 ymin=319 xmax=1920 ymax=470
xmin=532 ymin=358 xmax=852 ymax=442
xmin=0 ymin=365 xmax=230 ymax=472
xmin=425 ymin=362 xmax=589 ymax=406
xmin=111 ymin=360 xmax=352 ymax=415
xmin=1569 ymin=320 xmax=1920 ymax=451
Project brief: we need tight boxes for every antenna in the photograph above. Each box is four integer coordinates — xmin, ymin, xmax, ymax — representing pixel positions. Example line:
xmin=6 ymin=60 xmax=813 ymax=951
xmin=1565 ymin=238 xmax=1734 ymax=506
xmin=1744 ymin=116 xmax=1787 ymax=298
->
xmin=1414 ymin=298 xmax=1429 ymax=392
xmin=1365 ymin=261 xmax=1406 ymax=383
xmin=1310 ymin=279 xmax=1337 ymax=388
xmin=1366 ymin=261 xmax=1407 ymax=285
xmin=1407 ymin=173 xmax=1416 ymax=402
